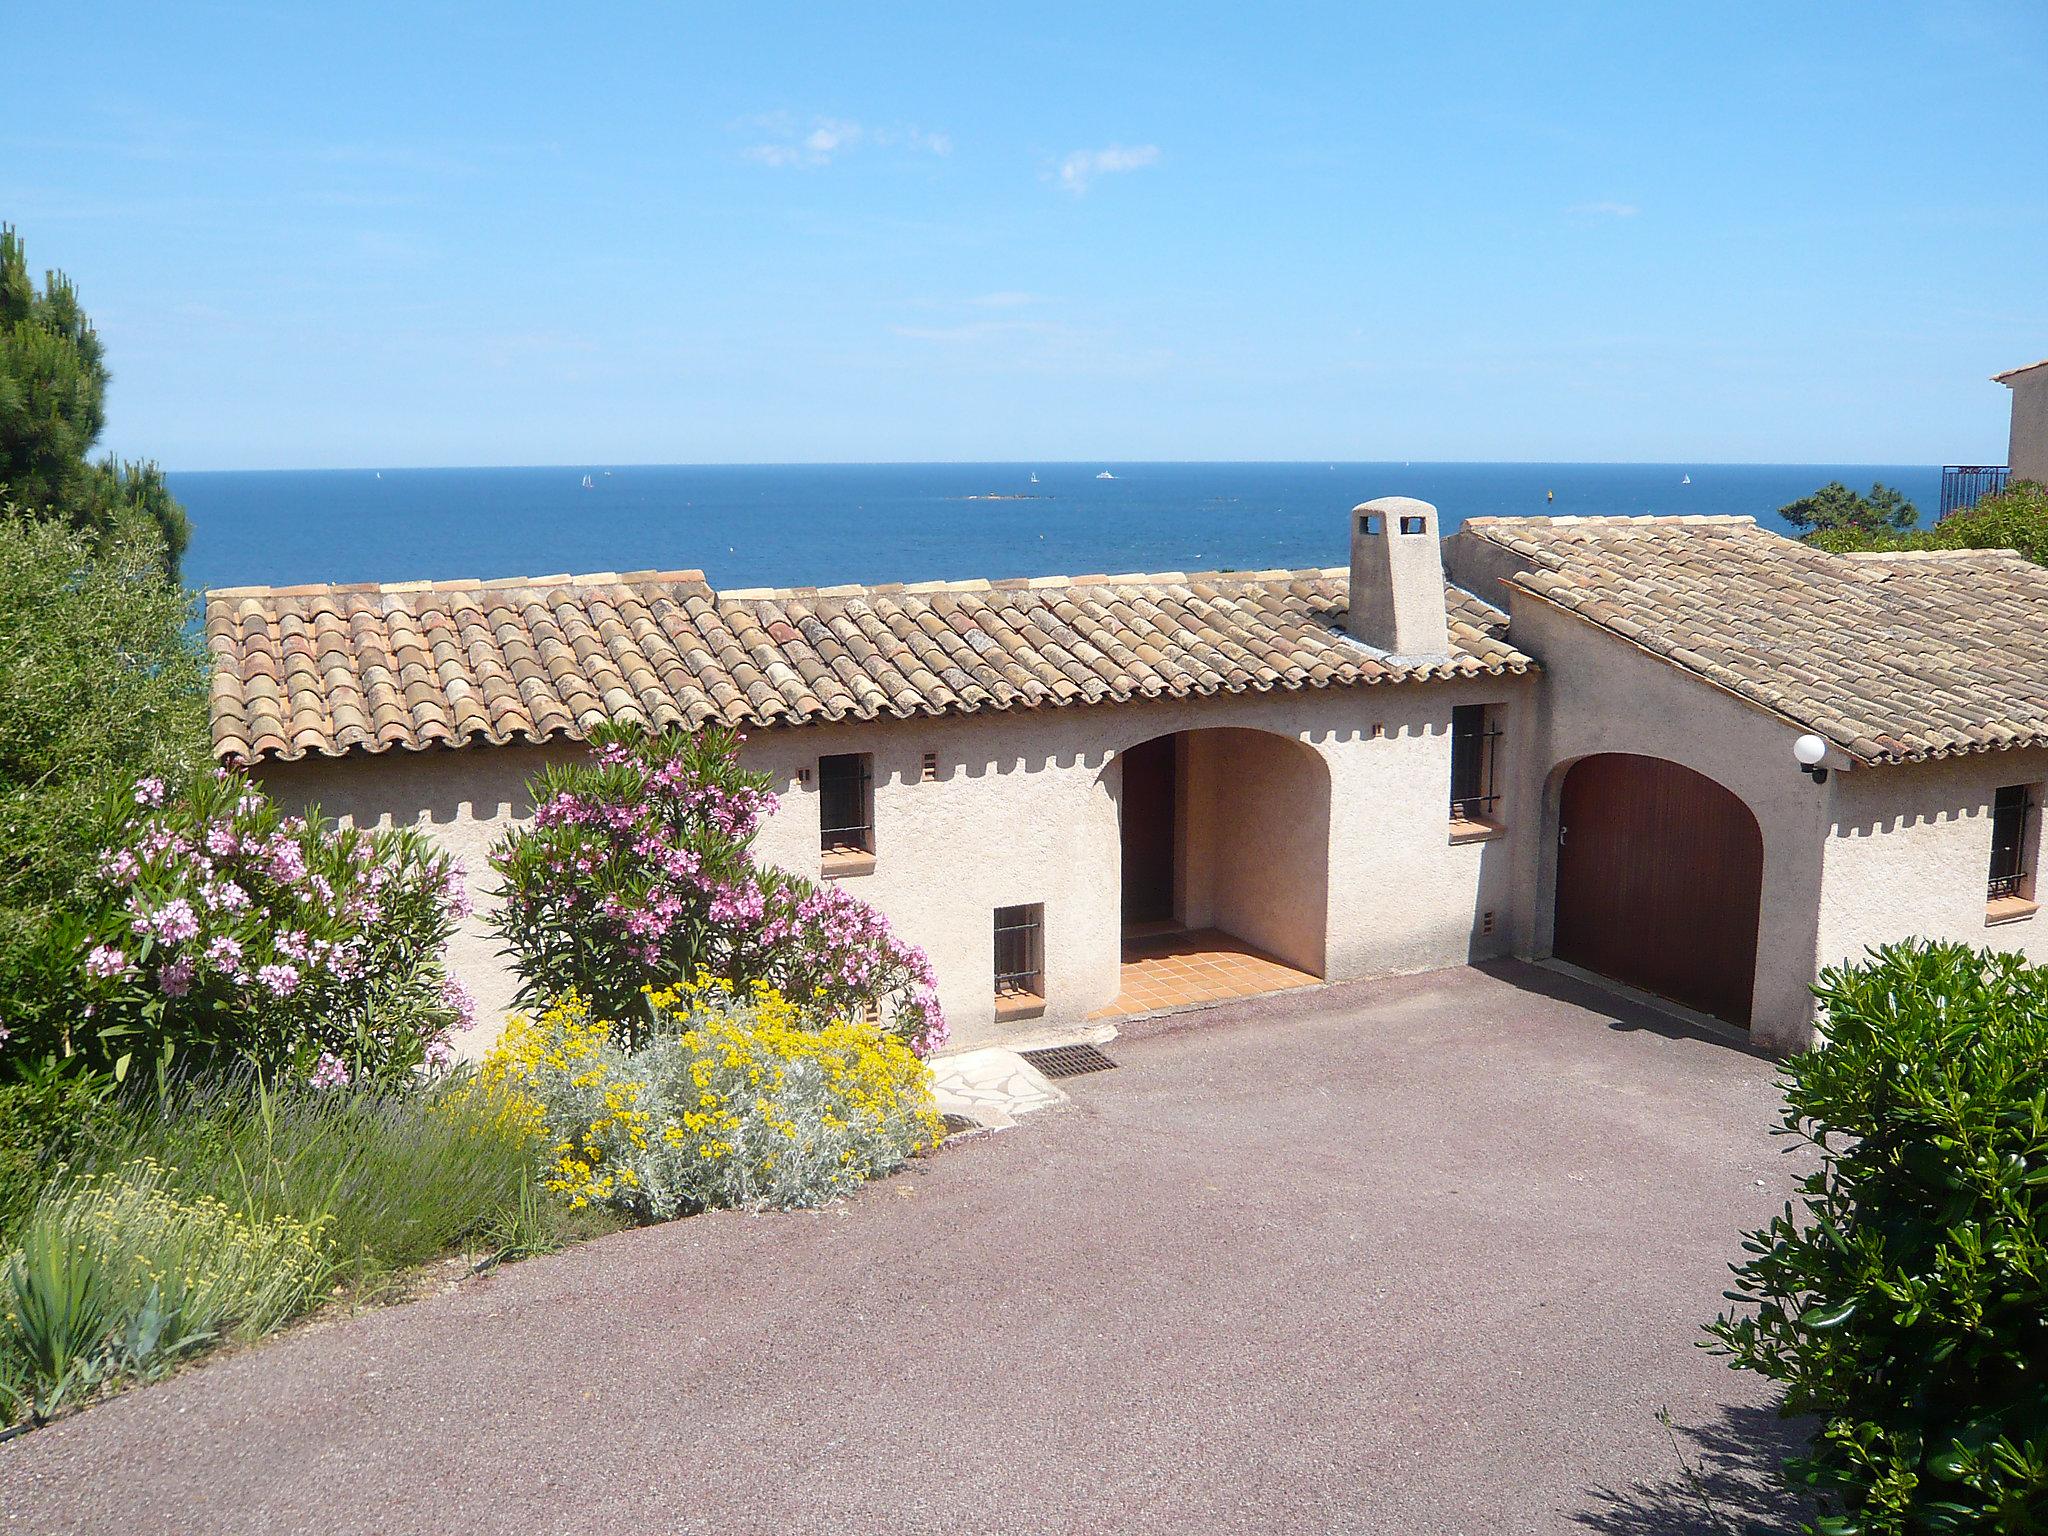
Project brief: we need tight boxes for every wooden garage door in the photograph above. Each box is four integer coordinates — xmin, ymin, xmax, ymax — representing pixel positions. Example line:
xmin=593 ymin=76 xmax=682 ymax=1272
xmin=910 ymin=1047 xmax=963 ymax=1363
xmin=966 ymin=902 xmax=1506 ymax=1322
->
xmin=1553 ymin=754 xmax=1763 ymax=1027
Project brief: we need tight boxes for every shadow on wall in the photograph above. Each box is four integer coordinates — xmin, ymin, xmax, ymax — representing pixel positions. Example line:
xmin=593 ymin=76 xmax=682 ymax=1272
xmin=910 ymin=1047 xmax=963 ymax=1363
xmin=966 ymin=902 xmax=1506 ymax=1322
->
xmin=1574 ymin=1400 xmax=1814 ymax=1536
xmin=926 ymin=719 xmax=1418 ymax=786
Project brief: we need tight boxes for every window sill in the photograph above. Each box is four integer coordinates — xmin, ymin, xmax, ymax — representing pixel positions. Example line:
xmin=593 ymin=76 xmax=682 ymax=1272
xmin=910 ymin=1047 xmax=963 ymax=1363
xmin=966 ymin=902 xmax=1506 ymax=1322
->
xmin=994 ymin=991 xmax=1046 ymax=1023
xmin=821 ymin=849 xmax=877 ymax=879
xmin=1448 ymin=816 xmax=1505 ymax=846
xmin=1986 ymin=895 xmax=2039 ymax=926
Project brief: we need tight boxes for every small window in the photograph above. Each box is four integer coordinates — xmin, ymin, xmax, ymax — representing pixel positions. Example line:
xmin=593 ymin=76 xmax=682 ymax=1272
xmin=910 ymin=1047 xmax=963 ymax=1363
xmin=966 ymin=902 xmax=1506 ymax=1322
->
xmin=1398 ymin=514 xmax=1428 ymax=535
xmin=1987 ymin=785 xmax=2038 ymax=918
xmin=920 ymin=751 xmax=938 ymax=782
xmin=1449 ymin=703 xmax=1504 ymax=839
xmin=818 ymin=752 xmax=874 ymax=872
xmin=994 ymin=903 xmax=1045 ymax=1018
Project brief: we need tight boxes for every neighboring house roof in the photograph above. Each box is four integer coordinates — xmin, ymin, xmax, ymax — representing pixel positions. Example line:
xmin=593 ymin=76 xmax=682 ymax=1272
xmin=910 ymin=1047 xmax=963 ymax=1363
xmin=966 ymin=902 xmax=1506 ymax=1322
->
xmin=207 ymin=567 xmax=1530 ymax=764
xmin=1993 ymin=358 xmax=2048 ymax=385
xmin=1455 ymin=514 xmax=2048 ymax=765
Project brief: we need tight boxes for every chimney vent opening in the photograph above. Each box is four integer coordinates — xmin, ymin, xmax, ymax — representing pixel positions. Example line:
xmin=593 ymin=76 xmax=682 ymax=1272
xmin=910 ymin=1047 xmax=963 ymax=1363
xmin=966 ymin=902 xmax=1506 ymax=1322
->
xmin=1358 ymin=512 xmax=1383 ymax=536
xmin=1399 ymin=514 xmax=1428 ymax=535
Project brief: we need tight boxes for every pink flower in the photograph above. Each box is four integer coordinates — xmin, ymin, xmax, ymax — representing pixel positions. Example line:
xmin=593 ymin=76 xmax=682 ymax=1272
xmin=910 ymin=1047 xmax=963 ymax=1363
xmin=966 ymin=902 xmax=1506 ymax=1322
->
xmin=309 ymin=1052 xmax=350 ymax=1090
xmin=85 ymin=945 xmax=134 ymax=981
xmin=133 ymin=897 xmax=200 ymax=946
xmin=260 ymin=833 xmax=308 ymax=885
xmin=440 ymin=977 xmax=479 ymax=1032
xmin=157 ymin=957 xmax=196 ymax=998
xmin=257 ymin=963 xmax=301 ymax=998
xmin=204 ymin=935 xmax=244 ymax=971
xmin=423 ymin=1034 xmax=456 ymax=1071
xmin=133 ymin=776 xmax=167 ymax=808
xmin=200 ymin=879 xmax=249 ymax=912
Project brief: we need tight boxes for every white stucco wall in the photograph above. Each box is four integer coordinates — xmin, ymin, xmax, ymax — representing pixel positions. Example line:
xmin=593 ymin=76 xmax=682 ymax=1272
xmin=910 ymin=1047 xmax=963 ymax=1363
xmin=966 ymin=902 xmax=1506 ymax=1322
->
xmin=2007 ymin=368 xmax=2048 ymax=484
xmin=1818 ymin=747 xmax=2048 ymax=973
xmin=259 ymin=674 xmax=1529 ymax=1057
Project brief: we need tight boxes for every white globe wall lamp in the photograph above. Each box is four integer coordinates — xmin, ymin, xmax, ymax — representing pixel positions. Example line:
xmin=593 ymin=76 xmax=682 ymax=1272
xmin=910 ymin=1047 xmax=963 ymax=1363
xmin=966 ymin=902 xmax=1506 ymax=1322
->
xmin=1794 ymin=733 xmax=1829 ymax=784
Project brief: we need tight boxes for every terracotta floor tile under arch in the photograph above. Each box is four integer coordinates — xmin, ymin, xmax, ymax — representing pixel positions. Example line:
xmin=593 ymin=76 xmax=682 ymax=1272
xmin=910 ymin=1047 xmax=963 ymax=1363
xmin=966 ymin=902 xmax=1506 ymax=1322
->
xmin=1087 ymin=927 xmax=1320 ymax=1020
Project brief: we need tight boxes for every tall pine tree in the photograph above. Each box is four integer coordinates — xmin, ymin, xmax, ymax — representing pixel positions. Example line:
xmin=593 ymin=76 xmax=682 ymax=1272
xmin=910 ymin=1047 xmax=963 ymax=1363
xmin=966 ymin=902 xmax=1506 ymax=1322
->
xmin=0 ymin=224 xmax=190 ymax=573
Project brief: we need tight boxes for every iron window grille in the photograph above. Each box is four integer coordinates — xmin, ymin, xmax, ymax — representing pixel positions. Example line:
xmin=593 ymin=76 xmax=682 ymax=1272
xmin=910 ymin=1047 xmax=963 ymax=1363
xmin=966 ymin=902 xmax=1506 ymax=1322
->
xmin=818 ymin=753 xmax=874 ymax=855
xmin=1449 ymin=704 xmax=1503 ymax=823
xmin=1988 ymin=785 xmax=2035 ymax=901
xmin=994 ymin=904 xmax=1044 ymax=999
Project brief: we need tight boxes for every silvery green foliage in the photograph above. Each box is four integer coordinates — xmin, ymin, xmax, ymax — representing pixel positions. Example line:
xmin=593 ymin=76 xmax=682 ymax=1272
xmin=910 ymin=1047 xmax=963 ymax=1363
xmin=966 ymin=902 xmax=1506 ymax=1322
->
xmin=513 ymin=985 xmax=942 ymax=1220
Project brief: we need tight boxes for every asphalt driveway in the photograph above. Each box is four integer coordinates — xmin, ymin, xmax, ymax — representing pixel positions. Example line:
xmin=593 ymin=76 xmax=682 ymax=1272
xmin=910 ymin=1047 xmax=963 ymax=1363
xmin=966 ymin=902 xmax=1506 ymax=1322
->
xmin=3 ymin=962 xmax=1809 ymax=1535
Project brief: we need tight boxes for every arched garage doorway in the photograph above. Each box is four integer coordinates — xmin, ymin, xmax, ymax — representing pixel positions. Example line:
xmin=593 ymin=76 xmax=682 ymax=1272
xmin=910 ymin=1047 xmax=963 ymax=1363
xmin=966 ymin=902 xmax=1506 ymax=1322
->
xmin=1553 ymin=753 xmax=1763 ymax=1028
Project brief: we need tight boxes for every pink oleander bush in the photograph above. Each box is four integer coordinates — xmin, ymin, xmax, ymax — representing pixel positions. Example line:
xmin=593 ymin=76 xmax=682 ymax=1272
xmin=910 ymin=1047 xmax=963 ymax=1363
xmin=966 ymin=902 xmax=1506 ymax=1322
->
xmin=70 ymin=770 xmax=475 ymax=1085
xmin=489 ymin=722 xmax=945 ymax=1054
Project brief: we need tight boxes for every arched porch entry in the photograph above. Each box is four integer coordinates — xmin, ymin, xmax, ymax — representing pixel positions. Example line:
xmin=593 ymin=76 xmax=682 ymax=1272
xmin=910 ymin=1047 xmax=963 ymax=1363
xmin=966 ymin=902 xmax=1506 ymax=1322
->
xmin=1099 ymin=728 xmax=1331 ymax=1017
xmin=1552 ymin=753 xmax=1764 ymax=1027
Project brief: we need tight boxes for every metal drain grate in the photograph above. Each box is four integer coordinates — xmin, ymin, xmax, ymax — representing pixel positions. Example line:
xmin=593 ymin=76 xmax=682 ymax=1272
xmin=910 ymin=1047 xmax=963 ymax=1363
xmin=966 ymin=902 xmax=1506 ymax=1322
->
xmin=1020 ymin=1043 xmax=1120 ymax=1079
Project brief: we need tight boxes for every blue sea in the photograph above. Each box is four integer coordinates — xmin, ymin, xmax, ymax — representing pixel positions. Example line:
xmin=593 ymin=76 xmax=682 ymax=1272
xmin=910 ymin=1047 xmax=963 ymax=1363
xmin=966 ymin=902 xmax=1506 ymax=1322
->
xmin=170 ymin=462 xmax=1943 ymax=595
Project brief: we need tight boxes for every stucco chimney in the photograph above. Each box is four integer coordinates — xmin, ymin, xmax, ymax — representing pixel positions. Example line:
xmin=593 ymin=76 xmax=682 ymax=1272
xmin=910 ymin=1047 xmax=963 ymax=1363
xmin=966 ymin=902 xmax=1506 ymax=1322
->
xmin=1347 ymin=496 xmax=1450 ymax=658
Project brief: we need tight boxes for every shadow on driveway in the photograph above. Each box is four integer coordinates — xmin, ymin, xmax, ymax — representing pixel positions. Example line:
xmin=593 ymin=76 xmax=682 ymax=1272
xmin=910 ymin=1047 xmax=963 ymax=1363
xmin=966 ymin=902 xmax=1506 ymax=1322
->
xmin=1577 ymin=1400 xmax=1816 ymax=1535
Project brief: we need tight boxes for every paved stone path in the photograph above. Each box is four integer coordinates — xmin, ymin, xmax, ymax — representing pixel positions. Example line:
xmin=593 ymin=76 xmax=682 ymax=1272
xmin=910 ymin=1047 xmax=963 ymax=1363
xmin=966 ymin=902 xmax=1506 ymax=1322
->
xmin=2 ymin=962 xmax=1810 ymax=1535
xmin=928 ymin=1046 xmax=1068 ymax=1130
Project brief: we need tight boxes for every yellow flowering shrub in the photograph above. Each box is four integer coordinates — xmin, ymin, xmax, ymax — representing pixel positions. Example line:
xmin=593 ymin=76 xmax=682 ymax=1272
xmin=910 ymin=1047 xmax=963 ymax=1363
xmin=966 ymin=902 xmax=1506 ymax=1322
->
xmin=466 ymin=979 xmax=945 ymax=1219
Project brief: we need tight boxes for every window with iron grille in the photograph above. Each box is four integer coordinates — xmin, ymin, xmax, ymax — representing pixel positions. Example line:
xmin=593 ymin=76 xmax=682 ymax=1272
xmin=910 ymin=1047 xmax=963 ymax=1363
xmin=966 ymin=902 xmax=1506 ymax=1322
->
xmin=818 ymin=753 xmax=874 ymax=855
xmin=1449 ymin=704 xmax=1503 ymax=823
xmin=1988 ymin=785 xmax=2036 ymax=902
xmin=994 ymin=904 xmax=1044 ymax=1001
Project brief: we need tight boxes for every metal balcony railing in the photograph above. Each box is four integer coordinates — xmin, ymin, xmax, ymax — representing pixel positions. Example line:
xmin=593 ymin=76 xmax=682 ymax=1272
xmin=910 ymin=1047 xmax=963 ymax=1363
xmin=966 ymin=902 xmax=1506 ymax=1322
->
xmin=1940 ymin=465 xmax=2009 ymax=518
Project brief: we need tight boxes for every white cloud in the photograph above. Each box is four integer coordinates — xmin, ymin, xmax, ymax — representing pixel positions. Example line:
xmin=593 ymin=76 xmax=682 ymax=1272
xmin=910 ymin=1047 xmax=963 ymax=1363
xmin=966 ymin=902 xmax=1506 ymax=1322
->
xmin=741 ymin=115 xmax=950 ymax=169
xmin=1056 ymin=144 xmax=1161 ymax=194
xmin=1568 ymin=200 xmax=1640 ymax=218
xmin=890 ymin=319 xmax=1051 ymax=343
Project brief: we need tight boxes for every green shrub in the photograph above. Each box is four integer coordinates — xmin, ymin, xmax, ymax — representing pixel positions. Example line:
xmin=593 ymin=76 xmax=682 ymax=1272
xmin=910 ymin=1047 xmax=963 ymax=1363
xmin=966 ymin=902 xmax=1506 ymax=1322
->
xmin=0 ymin=1158 xmax=325 ymax=1425
xmin=1779 ymin=481 xmax=1920 ymax=538
xmin=102 ymin=1074 xmax=549 ymax=1278
xmin=1709 ymin=941 xmax=2048 ymax=1533
xmin=1805 ymin=479 xmax=2048 ymax=567
xmin=0 ymin=1071 xmax=577 ymax=1427
xmin=0 ymin=517 xmax=208 ymax=1072
xmin=464 ymin=980 xmax=945 ymax=1220
xmin=0 ymin=1062 xmax=121 ymax=1245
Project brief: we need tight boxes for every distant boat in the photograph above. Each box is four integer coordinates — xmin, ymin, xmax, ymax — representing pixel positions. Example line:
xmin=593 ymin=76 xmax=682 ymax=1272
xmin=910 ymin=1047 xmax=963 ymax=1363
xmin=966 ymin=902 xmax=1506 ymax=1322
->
xmin=581 ymin=475 xmax=595 ymax=490
xmin=1681 ymin=474 xmax=1692 ymax=485
xmin=1029 ymin=471 xmax=1039 ymax=483
xmin=1096 ymin=470 xmax=1116 ymax=480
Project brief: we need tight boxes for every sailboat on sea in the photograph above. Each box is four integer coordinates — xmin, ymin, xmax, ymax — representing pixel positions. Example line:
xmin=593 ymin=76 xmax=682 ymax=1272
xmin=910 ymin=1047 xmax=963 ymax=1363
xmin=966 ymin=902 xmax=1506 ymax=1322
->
xmin=1030 ymin=471 xmax=1039 ymax=483
xmin=1681 ymin=474 xmax=1692 ymax=485
xmin=581 ymin=475 xmax=595 ymax=490
xmin=1096 ymin=470 xmax=1115 ymax=480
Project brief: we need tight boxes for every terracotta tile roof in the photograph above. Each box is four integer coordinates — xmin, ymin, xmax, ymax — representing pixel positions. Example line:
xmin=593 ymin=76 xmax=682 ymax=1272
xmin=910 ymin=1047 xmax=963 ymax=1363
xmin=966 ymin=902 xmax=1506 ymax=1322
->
xmin=1454 ymin=514 xmax=2048 ymax=765
xmin=207 ymin=566 xmax=1531 ymax=764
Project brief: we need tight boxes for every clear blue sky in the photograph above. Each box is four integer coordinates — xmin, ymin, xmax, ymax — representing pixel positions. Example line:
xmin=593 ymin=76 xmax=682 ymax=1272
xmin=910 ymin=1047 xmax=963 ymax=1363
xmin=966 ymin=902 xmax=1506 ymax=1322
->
xmin=7 ymin=2 xmax=2046 ymax=469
